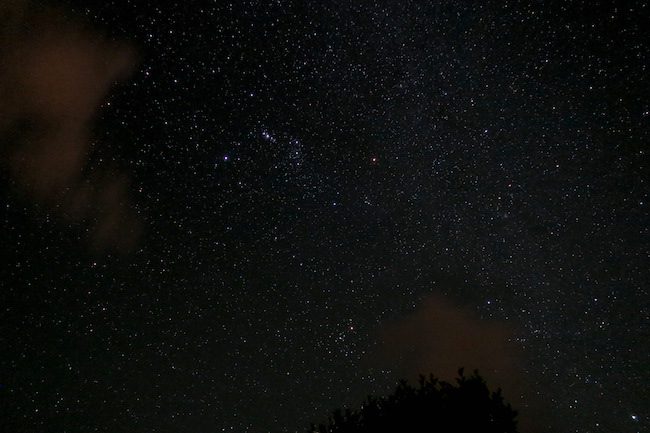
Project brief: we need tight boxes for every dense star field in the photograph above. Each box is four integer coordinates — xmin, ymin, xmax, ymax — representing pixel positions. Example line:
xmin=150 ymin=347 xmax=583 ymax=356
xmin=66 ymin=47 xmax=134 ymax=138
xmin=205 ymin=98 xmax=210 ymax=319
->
xmin=1 ymin=1 xmax=648 ymax=432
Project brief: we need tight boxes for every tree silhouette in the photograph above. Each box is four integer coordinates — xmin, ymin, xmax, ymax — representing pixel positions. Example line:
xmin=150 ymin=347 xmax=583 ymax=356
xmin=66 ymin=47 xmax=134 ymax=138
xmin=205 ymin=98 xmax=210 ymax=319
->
xmin=309 ymin=369 xmax=518 ymax=433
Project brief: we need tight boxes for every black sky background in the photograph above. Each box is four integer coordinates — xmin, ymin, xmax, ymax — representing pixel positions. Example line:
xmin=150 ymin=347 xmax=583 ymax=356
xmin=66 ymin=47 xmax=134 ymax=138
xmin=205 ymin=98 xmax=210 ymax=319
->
xmin=1 ymin=1 xmax=648 ymax=432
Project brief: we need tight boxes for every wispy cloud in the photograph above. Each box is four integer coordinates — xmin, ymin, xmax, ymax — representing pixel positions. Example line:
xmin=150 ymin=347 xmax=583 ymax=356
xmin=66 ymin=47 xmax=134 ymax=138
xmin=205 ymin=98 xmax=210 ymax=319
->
xmin=0 ymin=1 xmax=140 ymax=252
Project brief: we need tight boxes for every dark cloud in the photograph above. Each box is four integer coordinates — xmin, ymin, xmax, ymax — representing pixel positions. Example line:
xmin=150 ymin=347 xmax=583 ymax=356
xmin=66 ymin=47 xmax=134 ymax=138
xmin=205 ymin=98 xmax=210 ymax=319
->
xmin=0 ymin=0 xmax=140 ymax=252
xmin=371 ymin=293 xmax=548 ymax=433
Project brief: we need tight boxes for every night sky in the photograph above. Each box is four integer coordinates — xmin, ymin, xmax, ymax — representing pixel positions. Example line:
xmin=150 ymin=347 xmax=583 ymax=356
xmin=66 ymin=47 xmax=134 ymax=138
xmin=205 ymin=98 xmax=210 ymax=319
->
xmin=1 ymin=1 xmax=648 ymax=432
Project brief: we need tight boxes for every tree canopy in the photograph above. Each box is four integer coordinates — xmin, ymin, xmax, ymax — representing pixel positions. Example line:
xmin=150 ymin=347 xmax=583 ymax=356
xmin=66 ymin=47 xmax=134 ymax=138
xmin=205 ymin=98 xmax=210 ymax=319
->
xmin=309 ymin=369 xmax=518 ymax=433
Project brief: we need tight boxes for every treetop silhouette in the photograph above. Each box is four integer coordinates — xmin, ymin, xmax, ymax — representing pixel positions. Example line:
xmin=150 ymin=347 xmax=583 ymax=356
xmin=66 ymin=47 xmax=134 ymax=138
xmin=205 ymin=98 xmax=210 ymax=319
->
xmin=309 ymin=368 xmax=519 ymax=433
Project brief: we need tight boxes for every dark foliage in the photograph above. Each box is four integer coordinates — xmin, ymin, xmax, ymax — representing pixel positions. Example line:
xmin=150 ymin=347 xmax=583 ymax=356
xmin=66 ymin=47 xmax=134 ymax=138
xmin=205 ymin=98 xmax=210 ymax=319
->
xmin=309 ymin=369 xmax=518 ymax=433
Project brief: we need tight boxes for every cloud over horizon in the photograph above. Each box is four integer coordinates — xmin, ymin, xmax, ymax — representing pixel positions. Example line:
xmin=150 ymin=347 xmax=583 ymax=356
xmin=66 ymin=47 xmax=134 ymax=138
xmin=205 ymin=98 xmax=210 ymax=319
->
xmin=372 ymin=293 xmax=547 ymax=433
